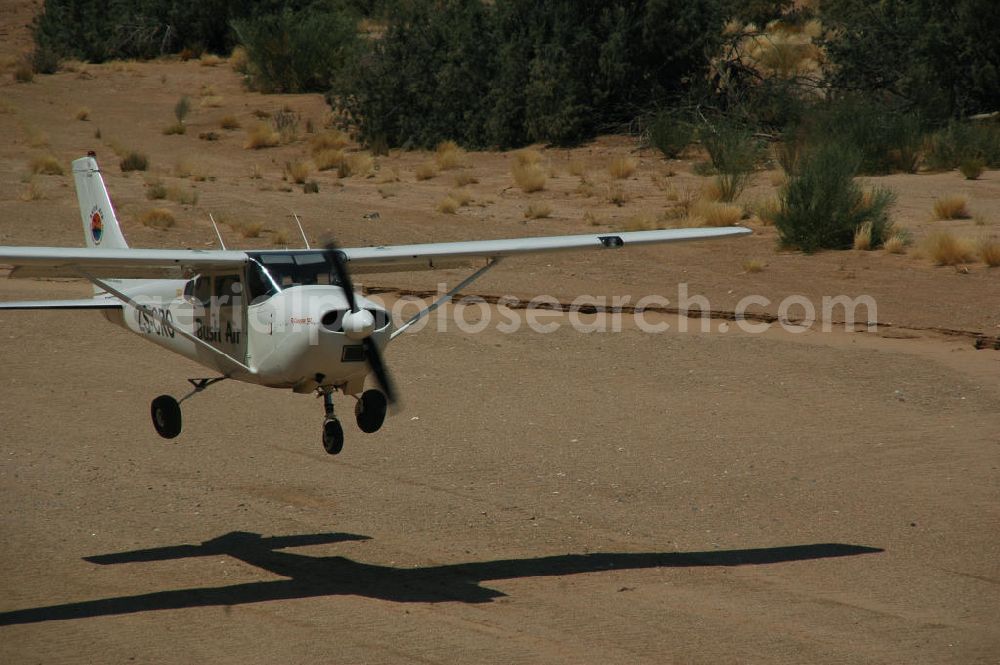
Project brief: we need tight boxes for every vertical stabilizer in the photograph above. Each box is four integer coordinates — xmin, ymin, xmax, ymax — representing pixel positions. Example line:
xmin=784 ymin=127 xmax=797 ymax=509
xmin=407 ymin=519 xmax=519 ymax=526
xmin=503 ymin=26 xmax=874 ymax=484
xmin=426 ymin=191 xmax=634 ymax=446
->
xmin=72 ymin=154 xmax=129 ymax=250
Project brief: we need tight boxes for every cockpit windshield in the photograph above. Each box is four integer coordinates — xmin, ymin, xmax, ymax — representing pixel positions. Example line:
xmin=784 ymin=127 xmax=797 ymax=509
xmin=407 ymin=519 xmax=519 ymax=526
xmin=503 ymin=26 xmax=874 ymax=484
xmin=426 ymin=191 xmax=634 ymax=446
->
xmin=245 ymin=251 xmax=342 ymax=303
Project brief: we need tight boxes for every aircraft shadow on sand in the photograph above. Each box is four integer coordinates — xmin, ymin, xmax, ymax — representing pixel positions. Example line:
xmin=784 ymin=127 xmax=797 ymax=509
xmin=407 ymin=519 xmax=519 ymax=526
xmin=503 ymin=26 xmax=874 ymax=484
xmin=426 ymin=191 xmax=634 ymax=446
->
xmin=0 ymin=531 xmax=882 ymax=625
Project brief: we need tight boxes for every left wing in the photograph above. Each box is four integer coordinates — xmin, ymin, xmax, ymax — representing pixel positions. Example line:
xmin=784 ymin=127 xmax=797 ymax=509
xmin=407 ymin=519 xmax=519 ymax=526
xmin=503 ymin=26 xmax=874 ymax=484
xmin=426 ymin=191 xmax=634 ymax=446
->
xmin=0 ymin=247 xmax=247 ymax=279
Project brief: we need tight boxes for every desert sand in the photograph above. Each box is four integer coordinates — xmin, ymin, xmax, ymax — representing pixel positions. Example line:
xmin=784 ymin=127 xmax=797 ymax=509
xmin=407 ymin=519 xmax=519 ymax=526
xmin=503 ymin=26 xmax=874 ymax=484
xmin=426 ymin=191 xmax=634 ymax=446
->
xmin=1 ymin=7 xmax=998 ymax=664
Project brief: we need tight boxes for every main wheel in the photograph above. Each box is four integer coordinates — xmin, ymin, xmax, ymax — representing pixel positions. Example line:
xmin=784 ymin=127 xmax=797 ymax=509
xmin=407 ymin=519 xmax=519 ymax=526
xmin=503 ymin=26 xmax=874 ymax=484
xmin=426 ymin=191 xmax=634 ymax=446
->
xmin=355 ymin=389 xmax=388 ymax=434
xmin=323 ymin=418 xmax=345 ymax=455
xmin=151 ymin=395 xmax=182 ymax=439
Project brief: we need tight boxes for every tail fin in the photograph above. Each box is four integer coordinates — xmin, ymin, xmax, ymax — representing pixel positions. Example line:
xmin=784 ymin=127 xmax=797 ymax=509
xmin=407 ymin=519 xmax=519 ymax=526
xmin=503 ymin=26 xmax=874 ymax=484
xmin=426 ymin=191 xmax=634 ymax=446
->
xmin=73 ymin=154 xmax=129 ymax=250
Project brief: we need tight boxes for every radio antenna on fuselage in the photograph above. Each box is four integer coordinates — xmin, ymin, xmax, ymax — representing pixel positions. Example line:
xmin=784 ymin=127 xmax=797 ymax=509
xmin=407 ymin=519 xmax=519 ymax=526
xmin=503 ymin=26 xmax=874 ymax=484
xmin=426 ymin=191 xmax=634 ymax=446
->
xmin=291 ymin=212 xmax=311 ymax=250
xmin=208 ymin=213 xmax=227 ymax=251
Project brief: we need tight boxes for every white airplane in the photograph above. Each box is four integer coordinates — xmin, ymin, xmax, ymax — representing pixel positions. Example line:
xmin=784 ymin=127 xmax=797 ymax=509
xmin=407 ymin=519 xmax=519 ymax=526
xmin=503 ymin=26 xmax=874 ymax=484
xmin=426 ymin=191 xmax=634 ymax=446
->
xmin=0 ymin=154 xmax=750 ymax=454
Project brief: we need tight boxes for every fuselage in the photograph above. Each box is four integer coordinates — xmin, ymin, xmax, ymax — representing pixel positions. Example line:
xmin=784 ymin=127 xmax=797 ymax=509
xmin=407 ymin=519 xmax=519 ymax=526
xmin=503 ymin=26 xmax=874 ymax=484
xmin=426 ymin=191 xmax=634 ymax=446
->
xmin=104 ymin=265 xmax=391 ymax=395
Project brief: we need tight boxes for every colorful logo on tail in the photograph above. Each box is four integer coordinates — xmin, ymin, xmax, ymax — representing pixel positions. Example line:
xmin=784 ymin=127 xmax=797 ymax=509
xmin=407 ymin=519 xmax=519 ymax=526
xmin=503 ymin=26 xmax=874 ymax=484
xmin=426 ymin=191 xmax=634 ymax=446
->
xmin=90 ymin=208 xmax=104 ymax=245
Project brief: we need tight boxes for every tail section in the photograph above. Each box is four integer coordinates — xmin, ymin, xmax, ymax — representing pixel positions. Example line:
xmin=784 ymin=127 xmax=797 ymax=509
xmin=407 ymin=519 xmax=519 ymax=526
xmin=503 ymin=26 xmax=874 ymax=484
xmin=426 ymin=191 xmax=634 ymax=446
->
xmin=72 ymin=154 xmax=129 ymax=250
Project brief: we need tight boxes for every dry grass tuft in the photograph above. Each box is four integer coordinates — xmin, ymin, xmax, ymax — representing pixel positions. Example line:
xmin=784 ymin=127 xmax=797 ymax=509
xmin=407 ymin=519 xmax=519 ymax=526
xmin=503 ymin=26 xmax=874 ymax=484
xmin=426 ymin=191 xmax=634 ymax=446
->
xmin=25 ymin=125 xmax=49 ymax=147
xmin=853 ymin=221 xmax=874 ymax=251
xmin=231 ymin=221 xmax=263 ymax=238
xmin=415 ymin=161 xmax=439 ymax=181
xmin=200 ymin=95 xmax=224 ymax=108
xmin=313 ymin=149 xmax=345 ymax=172
xmin=343 ymin=152 xmax=375 ymax=178
xmin=220 ymin=115 xmax=240 ymax=130
xmin=923 ymin=230 xmax=976 ymax=265
xmin=568 ymin=159 xmax=587 ymax=177
xmin=199 ymin=54 xmax=225 ymax=67
xmin=979 ymin=237 xmax=1000 ymax=267
xmin=140 ymin=208 xmax=176 ymax=230
xmin=286 ymin=161 xmax=312 ymax=184
xmin=694 ymin=201 xmax=743 ymax=227
xmin=512 ymin=161 xmax=547 ymax=192
xmin=933 ymin=195 xmax=971 ymax=220
xmin=119 ymin=151 xmax=148 ymax=172
xmin=453 ymin=173 xmax=478 ymax=187
xmin=229 ymin=46 xmax=249 ymax=73
xmin=513 ymin=149 xmax=542 ymax=167
xmin=435 ymin=141 xmax=465 ymax=170
xmin=30 ymin=155 xmax=64 ymax=176
xmin=525 ymin=202 xmax=552 ymax=219
xmin=604 ymin=182 xmax=629 ymax=206
xmin=375 ymin=167 xmax=400 ymax=184
xmin=883 ymin=232 xmax=910 ymax=255
xmin=14 ymin=62 xmax=33 ymax=83
xmin=437 ymin=196 xmax=459 ymax=214
xmin=584 ymin=210 xmax=604 ymax=227
xmin=751 ymin=197 xmax=780 ymax=226
xmin=19 ymin=180 xmax=44 ymax=201
xmin=75 ymin=107 xmax=90 ymax=121
xmin=451 ymin=188 xmax=474 ymax=207
xmin=272 ymin=229 xmax=291 ymax=246
xmin=310 ymin=130 xmax=350 ymax=154
xmin=742 ymin=259 xmax=766 ymax=273
xmin=163 ymin=122 xmax=186 ymax=135
xmin=701 ymin=179 xmax=723 ymax=202
xmin=174 ymin=159 xmax=210 ymax=181
xmin=623 ymin=214 xmax=657 ymax=231
xmin=244 ymin=122 xmax=280 ymax=149
xmin=609 ymin=155 xmax=638 ymax=180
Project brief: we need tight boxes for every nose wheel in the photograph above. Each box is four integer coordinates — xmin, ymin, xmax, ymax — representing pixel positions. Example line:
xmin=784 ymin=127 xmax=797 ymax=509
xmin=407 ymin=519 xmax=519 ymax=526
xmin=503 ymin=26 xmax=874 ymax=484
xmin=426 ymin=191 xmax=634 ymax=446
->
xmin=355 ymin=389 xmax=388 ymax=433
xmin=322 ymin=418 xmax=344 ymax=455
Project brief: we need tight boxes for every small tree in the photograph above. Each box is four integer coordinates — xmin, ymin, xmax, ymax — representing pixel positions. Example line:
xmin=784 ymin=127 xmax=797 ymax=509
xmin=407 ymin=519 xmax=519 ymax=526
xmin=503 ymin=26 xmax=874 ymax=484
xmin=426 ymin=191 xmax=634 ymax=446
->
xmin=775 ymin=141 xmax=896 ymax=252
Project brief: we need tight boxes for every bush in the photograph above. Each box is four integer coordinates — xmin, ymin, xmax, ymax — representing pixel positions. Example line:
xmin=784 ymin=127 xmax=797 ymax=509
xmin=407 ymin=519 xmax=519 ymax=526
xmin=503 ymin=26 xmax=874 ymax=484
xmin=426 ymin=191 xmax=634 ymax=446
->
xmin=233 ymin=5 xmax=360 ymax=94
xmin=959 ymin=158 xmax=985 ymax=180
xmin=139 ymin=208 xmax=175 ymax=230
xmin=700 ymin=120 xmax=761 ymax=201
xmin=821 ymin=0 xmax=1000 ymax=122
xmin=30 ymin=155 xmax=64 ymax=175
xmin=775 ymin=141 xmax=896 ymax=252
xmin=649 ymin=111 xmax=694 ymax=158
xmin=119 ymin=151 xmax=148 ymax=172
xmin=335 ymin=0 xmax=727 ymax=149
xmin=792 ymin=98 xmax=924 ymax=175
xmin=925 ymin=122 xmax=1000 ymax=171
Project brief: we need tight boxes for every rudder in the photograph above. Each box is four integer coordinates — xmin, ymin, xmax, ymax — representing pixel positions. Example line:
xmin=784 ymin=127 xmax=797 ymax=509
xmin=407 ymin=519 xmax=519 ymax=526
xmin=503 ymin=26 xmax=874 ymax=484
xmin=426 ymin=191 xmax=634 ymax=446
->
xmin=73 ymin=153 xmax=129 ymax=250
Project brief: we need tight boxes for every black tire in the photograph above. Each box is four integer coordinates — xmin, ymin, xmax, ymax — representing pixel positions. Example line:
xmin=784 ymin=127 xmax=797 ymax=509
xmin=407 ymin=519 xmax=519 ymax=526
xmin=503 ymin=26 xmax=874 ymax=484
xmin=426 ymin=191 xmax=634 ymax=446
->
xmin=151 ymin=395 xmax=182 ymax=439
xmin=323 ymin=418 xmax=345 ymax=455
xmin=355 ymin=389 xmax=388 ymax=434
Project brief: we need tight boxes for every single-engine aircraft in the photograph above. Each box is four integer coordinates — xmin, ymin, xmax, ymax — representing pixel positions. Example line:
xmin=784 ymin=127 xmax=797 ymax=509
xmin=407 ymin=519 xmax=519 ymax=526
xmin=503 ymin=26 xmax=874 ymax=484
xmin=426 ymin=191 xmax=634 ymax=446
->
xmin=0 ymin=154 xmax=750 ymax=454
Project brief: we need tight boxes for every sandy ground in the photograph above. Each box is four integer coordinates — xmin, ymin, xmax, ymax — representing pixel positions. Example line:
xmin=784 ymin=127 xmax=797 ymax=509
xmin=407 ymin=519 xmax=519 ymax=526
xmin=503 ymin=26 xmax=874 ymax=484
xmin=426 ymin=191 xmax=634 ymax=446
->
xmin=1 ymin=9 xmax=999 ymax=664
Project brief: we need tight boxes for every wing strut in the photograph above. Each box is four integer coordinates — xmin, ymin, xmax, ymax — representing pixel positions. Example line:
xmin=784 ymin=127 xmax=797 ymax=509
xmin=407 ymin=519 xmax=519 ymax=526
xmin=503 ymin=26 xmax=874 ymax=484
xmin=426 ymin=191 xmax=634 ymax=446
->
xmin=75 ymin=268 xmax=255 ymax=377
xmin=390 ymin=258 xmax=502 ymax=340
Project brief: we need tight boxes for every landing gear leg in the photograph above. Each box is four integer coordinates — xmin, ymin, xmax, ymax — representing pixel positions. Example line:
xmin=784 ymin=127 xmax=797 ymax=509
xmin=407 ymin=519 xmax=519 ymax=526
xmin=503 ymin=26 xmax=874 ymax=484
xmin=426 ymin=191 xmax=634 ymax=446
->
xmin=322 ymin=390 xmax=344 ymax=455
xmin=149 ymin=377 xmax=226 ymax=440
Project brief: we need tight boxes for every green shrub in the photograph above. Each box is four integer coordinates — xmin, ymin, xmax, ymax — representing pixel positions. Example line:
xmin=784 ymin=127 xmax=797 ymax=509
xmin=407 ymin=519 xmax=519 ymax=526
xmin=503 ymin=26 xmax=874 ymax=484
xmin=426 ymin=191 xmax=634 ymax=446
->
xmin=821 ymin=0 xmax=1000 ymax=122
xmin=794 ymin=99 xmax=924 ymax=175
xmin=700 ymin=120 xmax=761 ymax=201
xmin=775 ymin=141 xmax=896 ymax=252
xmin=119 ymin=151 xmax=148 ymax=172
xmin=649 ymin=111 xmax=694 ymax=158
xmin=925 ymin=122 xmax=1000 ymax=171
xmin=960 ymin=158 xmax=985 ymax=180
xmin=336 ymin=0 xmax=727 ymax=149
xmin=174 ymin=96 xmax=191 ymax=123
xmin=232 ymin=6 xmax=360 ymax=93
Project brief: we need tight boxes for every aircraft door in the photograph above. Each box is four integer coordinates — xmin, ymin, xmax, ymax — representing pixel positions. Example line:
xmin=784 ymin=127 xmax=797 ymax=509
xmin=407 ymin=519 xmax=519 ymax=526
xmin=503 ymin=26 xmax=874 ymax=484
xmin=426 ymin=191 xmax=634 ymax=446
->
xmin=192 ymin=273 xmax=247 ymax=362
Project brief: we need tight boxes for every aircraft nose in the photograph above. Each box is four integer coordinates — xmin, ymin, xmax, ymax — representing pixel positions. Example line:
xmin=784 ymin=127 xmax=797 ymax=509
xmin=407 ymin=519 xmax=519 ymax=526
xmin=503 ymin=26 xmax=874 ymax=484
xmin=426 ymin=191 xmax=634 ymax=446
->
xmin=320 ymin=308 xmax=381 ymax=340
